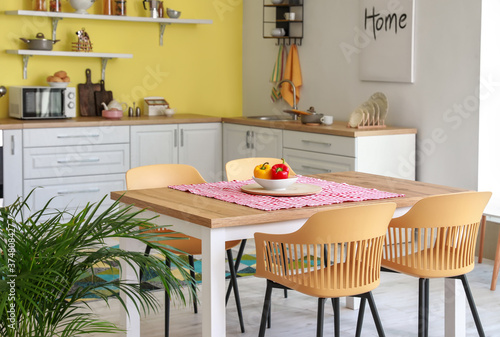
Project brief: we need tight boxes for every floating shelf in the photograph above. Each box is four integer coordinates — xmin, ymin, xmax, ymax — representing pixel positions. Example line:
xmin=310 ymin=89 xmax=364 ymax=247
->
xmin=6 ymin=49 xmax=133 ymax=80
xmin=5 ymin=10 xmax=213 ymax=46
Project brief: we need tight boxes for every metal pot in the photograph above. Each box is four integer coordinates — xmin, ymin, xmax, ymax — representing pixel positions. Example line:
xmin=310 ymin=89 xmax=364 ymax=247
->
xmin=20 ymin=33 xmax=59 ymax=51
xmin=301 ymin=106 xmax=323 ymax=124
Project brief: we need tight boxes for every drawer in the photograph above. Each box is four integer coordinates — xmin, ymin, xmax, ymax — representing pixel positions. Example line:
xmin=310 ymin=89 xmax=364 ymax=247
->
xmin=24 ymin=144 xmax=130 ymax=179
xmin=23 ymin=174 xmax=126 ymax=213
xmin=283 ymin=148 xmax=355 ymax=175
xmin=283 ymin=130 xmax=355 ymax=157
xmin=23 ymin=126 xmax=129 ymax=148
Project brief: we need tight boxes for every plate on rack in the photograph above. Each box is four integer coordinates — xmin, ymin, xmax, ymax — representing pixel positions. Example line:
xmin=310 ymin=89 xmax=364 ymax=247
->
xmin=241 ymin=183 xmax=322 ymax=197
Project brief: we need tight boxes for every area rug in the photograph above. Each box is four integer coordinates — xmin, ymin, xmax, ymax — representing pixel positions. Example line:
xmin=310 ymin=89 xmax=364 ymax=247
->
xmin=75 ymin=246 xmax=257 ymax=300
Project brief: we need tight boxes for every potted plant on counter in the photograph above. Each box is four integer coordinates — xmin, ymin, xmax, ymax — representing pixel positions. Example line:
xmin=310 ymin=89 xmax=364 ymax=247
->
xmin=0 ymin=192 xmax=195 ymax=336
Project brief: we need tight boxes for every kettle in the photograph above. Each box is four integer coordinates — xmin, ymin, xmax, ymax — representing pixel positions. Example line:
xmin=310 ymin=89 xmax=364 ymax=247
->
xmin=102 ymin=100 xmax=128 ymax=111
xmin=143 ymin=0 xmax=158 ymax=18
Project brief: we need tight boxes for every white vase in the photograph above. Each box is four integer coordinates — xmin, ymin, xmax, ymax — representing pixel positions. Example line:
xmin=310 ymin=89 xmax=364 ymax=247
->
xmin=69 ymin=0 xmax=96 ymax=14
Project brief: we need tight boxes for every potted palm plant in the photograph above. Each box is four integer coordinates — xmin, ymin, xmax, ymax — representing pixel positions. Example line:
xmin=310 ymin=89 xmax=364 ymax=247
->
xmin=0 ymin=192 xmax=195 ymax=336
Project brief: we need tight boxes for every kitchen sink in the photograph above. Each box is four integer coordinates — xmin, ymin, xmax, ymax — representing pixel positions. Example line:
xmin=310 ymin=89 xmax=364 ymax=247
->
xmin=246 ymin=115 xmax=293 ymax=121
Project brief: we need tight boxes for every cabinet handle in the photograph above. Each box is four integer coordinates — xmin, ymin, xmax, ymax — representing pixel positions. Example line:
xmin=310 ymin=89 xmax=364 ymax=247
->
xmin=174 ymin=129 xmax=178 ymax=148
xmin=301 ymin=165 xmax=332 ymax=173
xmin=180 ymin=129 xmax=184 ymax=147
xmin=301 ymin=140 xmax=332 ymax=147
xmin=251 ymin=131 xmax=255 ymax=149
xmin=57 ymin=158 xmax=100 ymax=164
xmin=57 ymin=133 xmax=100 ymax=138
xmin=10 ymin=135 xmax=15 ymax=155
xmin=57 ymin=187 xmax=100 ymax=195
xmin=245 ymin=131 xmax=251 ymax=149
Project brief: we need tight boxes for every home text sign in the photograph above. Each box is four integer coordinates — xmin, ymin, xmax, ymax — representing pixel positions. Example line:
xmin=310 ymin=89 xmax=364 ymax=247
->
xmin=359 ymin=0 xmax=415 ymax=83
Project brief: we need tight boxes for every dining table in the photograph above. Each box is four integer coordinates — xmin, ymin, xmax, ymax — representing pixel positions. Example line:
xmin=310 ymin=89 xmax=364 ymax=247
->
xmin=110 ymin=171 xmax=471 ymax=337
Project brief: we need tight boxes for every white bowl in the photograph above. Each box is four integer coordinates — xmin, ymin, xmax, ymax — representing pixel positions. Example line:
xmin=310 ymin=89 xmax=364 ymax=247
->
xmin=253 ymin=176 xmax=298 ymax=191
xmin=48 ymin=82 xmax=69 ymax=88
xmin=69 ymin=0 xmax=96 ymax=14
xmin=164 ymin=108 xmax=175 ymax=116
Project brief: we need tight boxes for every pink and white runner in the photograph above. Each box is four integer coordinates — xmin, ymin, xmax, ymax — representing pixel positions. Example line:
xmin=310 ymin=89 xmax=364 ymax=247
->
xmin=169 ymin=176 xmax=404 ymax=211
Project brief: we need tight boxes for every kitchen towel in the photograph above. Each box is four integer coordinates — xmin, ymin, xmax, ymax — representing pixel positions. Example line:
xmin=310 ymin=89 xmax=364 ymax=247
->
xmin=270 ymin=44 xmax=286 ymax=102
xmin=281 ymin=44 xmax=302 ymax=108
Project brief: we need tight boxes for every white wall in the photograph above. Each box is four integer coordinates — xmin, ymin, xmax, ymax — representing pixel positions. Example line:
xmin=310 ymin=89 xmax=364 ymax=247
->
xmin=243 ymin=0 xmax=481 ymax=189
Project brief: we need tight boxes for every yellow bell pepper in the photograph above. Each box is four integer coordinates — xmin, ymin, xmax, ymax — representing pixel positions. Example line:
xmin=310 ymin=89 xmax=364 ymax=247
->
xmin=254 ymin=162 xmax=272 ymax=179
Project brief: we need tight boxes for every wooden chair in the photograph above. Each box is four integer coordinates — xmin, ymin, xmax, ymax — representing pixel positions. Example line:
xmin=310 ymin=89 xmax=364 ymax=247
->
xmin=126 ymin=164 xmax=245 ymax=336
xmin=254 ymin=202 xmax=397 ymax=337
xmin=382 ymin=191 xmax=492 ymax=337
xmin=477 ymin=214 xmax=500 ymax=290
xmin=225 ymin=157 xmax=296 ymax=181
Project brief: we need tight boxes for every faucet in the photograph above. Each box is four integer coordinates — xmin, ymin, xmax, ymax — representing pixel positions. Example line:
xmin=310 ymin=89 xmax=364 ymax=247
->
xmin=277 ymin=79 xmax=298 ymax=120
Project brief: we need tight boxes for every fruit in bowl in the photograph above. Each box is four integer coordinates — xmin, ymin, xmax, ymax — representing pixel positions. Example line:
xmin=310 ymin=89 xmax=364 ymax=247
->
xmin=47 ymin=70 xmax=70 ymax=88
xmin=252 ymin=158 xmax=296 ymax=190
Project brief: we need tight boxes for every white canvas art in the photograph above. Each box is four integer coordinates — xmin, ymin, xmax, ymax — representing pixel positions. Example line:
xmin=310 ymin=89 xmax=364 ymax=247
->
xmin=359 ymin=0 xmax=415 ymax=83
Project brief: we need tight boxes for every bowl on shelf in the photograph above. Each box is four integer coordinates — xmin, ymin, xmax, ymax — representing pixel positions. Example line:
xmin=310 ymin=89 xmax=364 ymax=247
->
xmin=69 ymin=0 xmax=96 ymax=14
xmin=167 ymin=8 xmax=181 ymax=18
xmin=253 ymin=176 xmax=298 ymax=191
xmin=47 ymin=82 xmax=70 ymax=88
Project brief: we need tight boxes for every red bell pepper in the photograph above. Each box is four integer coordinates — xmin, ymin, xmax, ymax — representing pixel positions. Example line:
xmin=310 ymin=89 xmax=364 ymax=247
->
xmin=271 ymin=158 xmax=290 ymax=179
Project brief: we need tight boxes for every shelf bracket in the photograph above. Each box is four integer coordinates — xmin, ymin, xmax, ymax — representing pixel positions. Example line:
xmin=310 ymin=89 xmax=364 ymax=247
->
xmin=101 ymin=58 xmax=110 ymax=81
xmin=22 ymin=55 xmax=31 ymax=80
xmin=159 ymin=23 xmax=170 ymax=46
xmin=51 ymin=17 xmax=63 ymax=41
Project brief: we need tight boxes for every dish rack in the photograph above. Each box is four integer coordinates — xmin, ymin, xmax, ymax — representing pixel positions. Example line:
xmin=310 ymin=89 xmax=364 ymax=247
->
xmin=348 ymin=111 xmax=386 ymax=129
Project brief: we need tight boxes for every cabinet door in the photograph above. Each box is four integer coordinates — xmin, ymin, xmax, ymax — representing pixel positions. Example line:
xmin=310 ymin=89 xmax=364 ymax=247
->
xmin=130 ymin=125 xmax=178 ymax=168
xmin=283 ymin=148 xmax=355 ymax=175
xmin=179 ymin=123 xmax=222 ymax=182
xmin=252 ymin=126 xmax=283 ymax=158
xmin=3 ymin=130 xmax=23 ymax=206
xmin=222 ymin=123 xmax=253 ymax=163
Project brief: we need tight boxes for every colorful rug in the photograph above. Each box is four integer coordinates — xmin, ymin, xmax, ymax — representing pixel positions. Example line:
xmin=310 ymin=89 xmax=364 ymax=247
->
xmin=75 ymin=246 xmax=257 ymax=300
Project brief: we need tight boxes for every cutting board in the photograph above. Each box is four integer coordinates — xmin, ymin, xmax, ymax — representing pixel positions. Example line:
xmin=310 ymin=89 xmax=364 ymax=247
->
xmin=77 ymin=69 xmax=101 ymax=116
xmin=94 ymin=80 xmax=113 ymax=116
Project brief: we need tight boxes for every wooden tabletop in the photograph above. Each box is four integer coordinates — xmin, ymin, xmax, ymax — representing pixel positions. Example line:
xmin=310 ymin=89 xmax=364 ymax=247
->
xmin=110 ymin=171 xmax=466 ymax=229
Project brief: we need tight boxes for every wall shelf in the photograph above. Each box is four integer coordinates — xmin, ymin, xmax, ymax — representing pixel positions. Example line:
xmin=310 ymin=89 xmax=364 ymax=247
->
xmin=262 ymin=1 xmax=303 ymax=46
xmin=5 ymin=10 xmax=213 ymax=46
xmin=5 ymin=49 xmax=133 ymax=80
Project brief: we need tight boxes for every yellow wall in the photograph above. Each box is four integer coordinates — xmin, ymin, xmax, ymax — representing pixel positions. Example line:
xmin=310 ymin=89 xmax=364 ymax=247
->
xmin=0 ymin=0 xmax=243 ymax=118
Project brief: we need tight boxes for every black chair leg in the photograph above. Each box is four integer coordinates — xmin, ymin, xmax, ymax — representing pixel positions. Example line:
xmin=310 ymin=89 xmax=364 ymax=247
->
xmin=317 ymin=298 xmax=326 ymax=337
xmin=259 ymin=280 xmax=274 ymax=337
xmin=267 ymin=300 xmax=271 ymax=328
xmin=188 ymin=255 xmax=198 ymax=314
xmin=165 ymin=258 xmax=171 ymax=337
xmin=226 ymin=239 xmax=247 ymax=304
xmin=331 ymin=297 xmax=340 ymax=337
xmin=365 ymin=291 xmax=385 ymax=337
xmin=227 ymin=248 xmax=245 ymax=333
xmin=418 ymin=278 xmax=429 ymax=337
xmin=457 ymin=275 xmax=485 ymax=337
xmin=355 ymin=297 xmax=367 ymax=337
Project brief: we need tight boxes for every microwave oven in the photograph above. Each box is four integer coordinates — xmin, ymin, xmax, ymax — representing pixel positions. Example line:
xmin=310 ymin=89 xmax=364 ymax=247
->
xmin=9 ymin=86 xmax=76 ymax=119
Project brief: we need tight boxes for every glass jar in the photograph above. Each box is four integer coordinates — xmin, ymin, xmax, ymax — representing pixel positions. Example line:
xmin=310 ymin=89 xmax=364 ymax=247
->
xmin=34 ymin=0 xmax=46 ymax=11
xmin=157 ymin=1 xmax=164 ymax=18
xmin=103 ymin=0 xmax=113 ymax=15
xmin=49 ymin=0 xmax=61 ymax=12
xmin=114 ymin=0 xmax=126 ymax=16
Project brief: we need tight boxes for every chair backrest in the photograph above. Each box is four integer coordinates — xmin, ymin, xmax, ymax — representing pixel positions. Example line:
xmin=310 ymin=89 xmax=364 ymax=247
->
xmin=126 ymin=164 xmax=206 ymax=190
xmin=382 ymin=191 xmax=492 ymax=278
xmin=225 ymin=157 xmax=296 ymax=181
xmin=254 ymin=202 xmax=397 ymax=298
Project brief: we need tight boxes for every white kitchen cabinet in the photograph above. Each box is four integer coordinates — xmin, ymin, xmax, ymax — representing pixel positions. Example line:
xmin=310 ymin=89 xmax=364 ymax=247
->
xmin=2 ymin=129 xmax=23 ymax=206
xmin=283 ymin=130 xmax=415 ymax=180
xmin=223 ymin=123 xmax=283 ymax=163
xmin=131 ymin=123 xmax=222 ymax=182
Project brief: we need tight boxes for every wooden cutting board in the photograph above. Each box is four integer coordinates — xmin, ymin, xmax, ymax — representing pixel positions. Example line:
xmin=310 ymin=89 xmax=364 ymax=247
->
xmin=94 ymin=80 xmax=113 ymax=116
xmin=77 ymin=69 xmax=101 ymax=116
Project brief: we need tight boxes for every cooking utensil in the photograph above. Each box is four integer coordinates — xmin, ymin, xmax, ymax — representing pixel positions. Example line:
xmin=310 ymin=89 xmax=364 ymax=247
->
xmin=166 ymin=8 xmax=181 ymax=18
xmin=94 ymin=80 xmax=113 ymax=116
xmin=20 ymin=33 xmax=59 ymax=51
xmin=77 ymin=68 xmax=101 ymax=117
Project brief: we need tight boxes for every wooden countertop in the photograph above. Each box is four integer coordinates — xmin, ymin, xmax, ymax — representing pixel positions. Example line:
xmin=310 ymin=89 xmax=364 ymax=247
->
xmin=222 ymin=117 xmax=417 ymax=137
xmin=0 ymin=114 xmax=221 ymax=130
xmin=111 ymin=171 xmax=465 ymax=229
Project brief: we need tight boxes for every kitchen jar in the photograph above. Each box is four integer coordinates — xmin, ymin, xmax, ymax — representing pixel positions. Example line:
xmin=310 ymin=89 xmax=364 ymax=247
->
xmin=114 ymin=0 xmax=126 ymax=15
xmin=103 ymin=0 xmax=113 ymax=15
xmin=34 ymin=0 xmax=46 ymax=11
xmin=49 ymin=0 xmax=61 ymax=12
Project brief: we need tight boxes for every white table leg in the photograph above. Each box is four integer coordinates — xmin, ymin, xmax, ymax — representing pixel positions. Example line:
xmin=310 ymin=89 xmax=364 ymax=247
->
xmin=120 ymin=237 xmax=142 ymax=337
xmin=444 ymin=278 xmax=466 ymax=337
xmin=201 ymin=227 xmax=227 ymax=337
